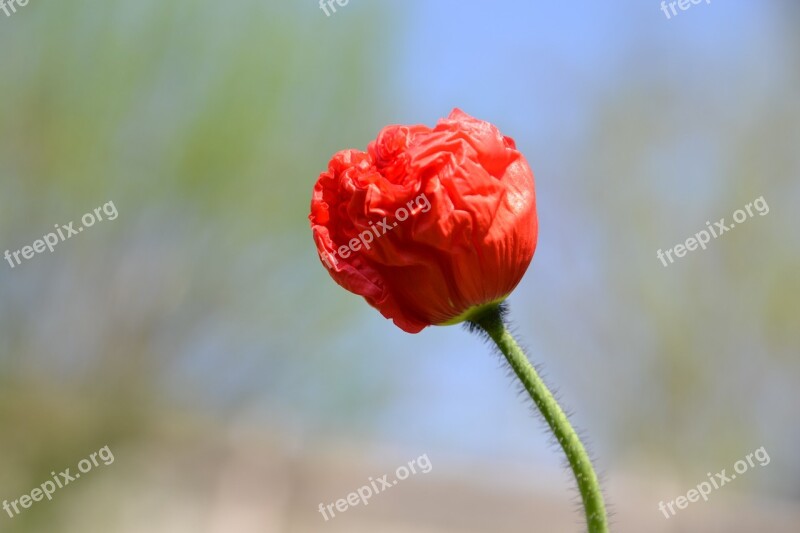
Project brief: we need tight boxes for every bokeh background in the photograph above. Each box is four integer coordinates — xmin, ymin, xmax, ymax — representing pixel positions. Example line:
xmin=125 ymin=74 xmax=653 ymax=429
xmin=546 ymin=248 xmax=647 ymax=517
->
xmin=1 ymin=1 xmax=798 ymax=531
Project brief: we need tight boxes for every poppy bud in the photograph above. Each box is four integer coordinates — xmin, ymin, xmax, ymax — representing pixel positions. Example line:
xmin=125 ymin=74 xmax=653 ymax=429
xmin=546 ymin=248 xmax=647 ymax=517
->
xmin=310 ymin=109 xmax=537 ymax=333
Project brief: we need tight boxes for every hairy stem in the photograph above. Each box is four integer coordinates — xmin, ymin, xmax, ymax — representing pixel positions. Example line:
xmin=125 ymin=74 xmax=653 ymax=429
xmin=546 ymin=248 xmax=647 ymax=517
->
xmin=470 ymin=304 xmax=609 ymax=533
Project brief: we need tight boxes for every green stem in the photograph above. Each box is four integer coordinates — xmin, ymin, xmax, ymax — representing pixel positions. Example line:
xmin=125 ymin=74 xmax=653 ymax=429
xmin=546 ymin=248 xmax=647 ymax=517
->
xmin=470 ymin=304 xmax=609 ymax=533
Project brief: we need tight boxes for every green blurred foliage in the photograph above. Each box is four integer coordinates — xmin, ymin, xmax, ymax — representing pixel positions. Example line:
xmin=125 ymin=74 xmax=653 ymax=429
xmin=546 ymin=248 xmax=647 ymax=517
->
xmin=0 ymin=2 xmax=398 ymax=530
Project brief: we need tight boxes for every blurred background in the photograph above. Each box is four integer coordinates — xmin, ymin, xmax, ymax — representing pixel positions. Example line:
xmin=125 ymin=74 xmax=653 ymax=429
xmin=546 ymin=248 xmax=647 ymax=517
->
xmin=1 ymin=1 xmax=798 ymax=531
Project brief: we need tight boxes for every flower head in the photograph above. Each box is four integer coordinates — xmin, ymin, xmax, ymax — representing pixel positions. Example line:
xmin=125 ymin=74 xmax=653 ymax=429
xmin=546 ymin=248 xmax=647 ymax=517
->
xmin=310 ymin=109 xmax=537 ymax=333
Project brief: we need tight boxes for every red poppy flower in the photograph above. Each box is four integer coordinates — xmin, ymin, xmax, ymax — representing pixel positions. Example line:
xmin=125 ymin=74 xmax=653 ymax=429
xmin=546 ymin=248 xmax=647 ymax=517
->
xmin=310 ymin=109 xmax=537 ymax=333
